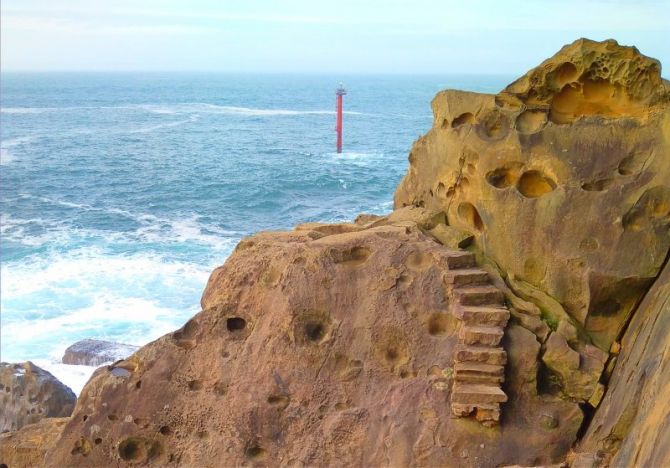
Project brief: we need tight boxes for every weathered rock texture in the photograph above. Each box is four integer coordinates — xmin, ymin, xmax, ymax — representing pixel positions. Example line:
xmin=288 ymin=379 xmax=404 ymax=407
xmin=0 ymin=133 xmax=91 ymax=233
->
xmin=62 ymin=339 xmax=139 ymax=367
xmin=0 ymin=418 xmax=68 ymax=467
xmin=395 ymin=38 xmax=670 ymax=355
xmin=45 ymin=222 xmax=581 ymax=467
xmin=4 ymin=38 xmax=670 ymax=467
xmin=577 ymin=256 xmax=670 ymax=467
xmin=0 ymin=362 xmax=76 ymax=433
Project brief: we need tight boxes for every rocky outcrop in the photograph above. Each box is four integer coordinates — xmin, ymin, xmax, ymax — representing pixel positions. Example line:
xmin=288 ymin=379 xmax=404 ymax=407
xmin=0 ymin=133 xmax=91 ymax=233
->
xmin=577 ymin=255 xmax=670 ymax=467
xmin=4 ymin=38 xmax=669 ymax=467
xmin=62 ymin=339 xmax=139 ymax=366
xmin=44 ymin=220 xmax=581 ymax=467
xmin=0 ymin=418 xmax=69 ymax=467
xmin=395 ymin=38 xmax=670 ymax=356
xmin=0 ymin=362 xmax=76 ymax=433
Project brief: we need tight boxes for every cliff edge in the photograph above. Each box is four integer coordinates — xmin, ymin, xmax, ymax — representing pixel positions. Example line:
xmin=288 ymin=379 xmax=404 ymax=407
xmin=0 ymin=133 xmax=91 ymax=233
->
xmin=2 ymin=38 xmax=669 ymax=468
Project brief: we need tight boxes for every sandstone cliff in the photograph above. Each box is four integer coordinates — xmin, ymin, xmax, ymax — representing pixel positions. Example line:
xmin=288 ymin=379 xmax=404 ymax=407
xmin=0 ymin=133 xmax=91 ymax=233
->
xmin=2 ymin=38 xmax=669 ymax=468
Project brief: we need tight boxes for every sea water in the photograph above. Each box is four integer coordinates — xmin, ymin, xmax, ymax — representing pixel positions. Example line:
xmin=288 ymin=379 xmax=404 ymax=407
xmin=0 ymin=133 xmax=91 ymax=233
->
xmin=1 ymin=73 xmax=510 ymax=392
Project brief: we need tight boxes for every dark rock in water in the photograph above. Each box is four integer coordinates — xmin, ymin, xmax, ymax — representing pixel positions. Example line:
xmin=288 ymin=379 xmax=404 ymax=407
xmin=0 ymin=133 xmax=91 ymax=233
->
xmin=62 ymin=339 xmax=139 ymax=366
xmin=0 ymin=362 xmax=76 ymax=432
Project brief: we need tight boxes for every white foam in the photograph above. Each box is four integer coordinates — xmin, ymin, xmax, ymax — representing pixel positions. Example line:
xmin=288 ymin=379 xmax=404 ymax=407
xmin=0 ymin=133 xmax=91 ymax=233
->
xmin=31 ymin=359 xmax=98 ymax=396
xmin=0 ymin=107 xmax=52 ymax=114
xmin=135 ymin=103 xmax=364 ymax=117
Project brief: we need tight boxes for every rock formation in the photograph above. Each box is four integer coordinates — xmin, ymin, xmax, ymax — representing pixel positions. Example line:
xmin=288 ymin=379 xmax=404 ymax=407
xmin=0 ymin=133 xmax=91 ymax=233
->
xmin=0 ymin=362 xmax=76 ymax=433
xmin=2 ymin=38 xmax=670 ymax=467
xmin=62 ymin=339 xmax=139 ymax=367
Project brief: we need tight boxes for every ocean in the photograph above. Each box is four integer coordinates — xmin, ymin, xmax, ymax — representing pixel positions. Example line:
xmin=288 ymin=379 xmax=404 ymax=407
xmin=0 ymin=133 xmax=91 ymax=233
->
xmin=0 ymin=73 xmax=511 ymax=392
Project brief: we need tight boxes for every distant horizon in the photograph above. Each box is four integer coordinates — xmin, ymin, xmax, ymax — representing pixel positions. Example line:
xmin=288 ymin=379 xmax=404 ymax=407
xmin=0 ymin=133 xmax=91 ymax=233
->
xmin=2 ymin=1 xmax=668 ymax=74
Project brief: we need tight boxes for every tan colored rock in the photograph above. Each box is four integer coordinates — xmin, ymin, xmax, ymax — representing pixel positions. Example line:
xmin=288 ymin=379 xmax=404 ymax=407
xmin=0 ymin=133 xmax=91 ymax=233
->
xmin=45 ymin=224 xmax=582 ymax=467
xmin=394 ymin=38 xmax=670 ymax=354
xmin=428 ymin=223 xmax=474 ymax=249
xmin=0 ymin=362 xmax=76 ymax=433
xmin=579 ymin=256 xmax=670 ymax=467
xmin=0 ymin=418 xmax=68 ymax=468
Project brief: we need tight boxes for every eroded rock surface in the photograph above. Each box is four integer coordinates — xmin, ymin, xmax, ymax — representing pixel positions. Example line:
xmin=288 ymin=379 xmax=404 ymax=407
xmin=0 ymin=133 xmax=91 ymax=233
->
xmin=395 ymin=38 xmax=670 ymax=356
xmin=0 ymin=418 xmax=69 ymax=467
xmin=5 ymin=38 xmax=669 ymax=467
xmin=0 ymin=362 xmax=76 ymax=433
xmin=45 ymin=223 xmax=580 ymax=467
xmin=578 ymin=257 xmax=670 ymax=467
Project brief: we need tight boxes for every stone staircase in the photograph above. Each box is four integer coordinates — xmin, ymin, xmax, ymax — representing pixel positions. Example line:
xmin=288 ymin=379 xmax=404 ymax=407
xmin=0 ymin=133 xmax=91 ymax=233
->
xmin=444 ymin=251 xmax=510 ymax=426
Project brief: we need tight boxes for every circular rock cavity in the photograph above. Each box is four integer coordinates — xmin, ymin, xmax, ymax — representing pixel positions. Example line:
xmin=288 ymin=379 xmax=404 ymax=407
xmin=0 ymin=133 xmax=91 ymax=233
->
xmin=118 ymin=437 xmax=163 ymax=463
xmin=476 ymin=110 xmax=509 ymax=141
xmin=515 ymin=110 xmax=548 ymax=134
xmin=226 ymin=317 xmax=246 ymax=332
xmin=451 ymin=112 xmax=475 ymax=128
xmin=552 ymin=62 xmax=579 ymax=87
xmin=294 ymin=310 xmax=331 ymax=345
xmin=516 ymin=171 xmax=557 ymax=198
xmin=486 ymin=165 xmax=521 ymax=189
xmin=457 ymin=202 xmax=484 ymax=231
xmin=427 ymin=313 xmax=453 ymax=336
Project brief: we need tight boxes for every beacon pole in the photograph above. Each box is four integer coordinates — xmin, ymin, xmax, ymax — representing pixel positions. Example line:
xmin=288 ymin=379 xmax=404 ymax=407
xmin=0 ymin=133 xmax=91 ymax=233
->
xmin=336 ymin=84 xmax=346 ymax=153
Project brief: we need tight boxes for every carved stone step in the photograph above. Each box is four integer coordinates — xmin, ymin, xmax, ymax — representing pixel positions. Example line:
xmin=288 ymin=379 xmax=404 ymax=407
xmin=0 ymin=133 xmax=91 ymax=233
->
xmin=454 ymin=362 xmax=505 ymax=377
xmin=450 ymin=402 xmax=501 ymax=423
xmin=445 ymin=251 xmax=476 ymax=270
xmin=451 ymin=383 xmax=508 ymax=404
xmin=459 ymin=325 xmax=505 ymax=346
xmin=455 ymin=345 xmax=507 ymax=365
xmin=455 ymin=285 xmax=504 ymax=306
xmin=454 ymin=373 xmax=504 ymax=384
xmin=445 ymin=269 xmax=490 ymax=287
xmin=453 ymin=305 xmax=510 ymax=327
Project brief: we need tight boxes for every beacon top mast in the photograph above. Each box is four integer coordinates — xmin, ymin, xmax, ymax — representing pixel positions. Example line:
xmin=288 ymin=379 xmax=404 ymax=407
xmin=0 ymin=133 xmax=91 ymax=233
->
xmin=335 ymin=84 xmax=346 ymax=153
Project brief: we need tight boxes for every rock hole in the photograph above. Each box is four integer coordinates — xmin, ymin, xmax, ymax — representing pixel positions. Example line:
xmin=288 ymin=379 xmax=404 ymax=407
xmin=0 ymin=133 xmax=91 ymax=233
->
xmin=428 ymin=313 xmax=451 ymax=336
xmin=83 ymin=415 xmax=88 ymax=422
xmin=405 ymin=251 xmax=433 ymax=271
xmin=94 ymin=438 xmax=102 ymax=445
xmin=159 ymin=425 xmax=172 ymax=436
xmin=226 ymin=317 xmax=246 ymax=332
xmin=71 ymin=437 xmax=92 ymax=456
xmin=245 ymin=444 xmax=266 ymax=460
xmin=1 ymin=464 xmax=7 ymax=468
xmin=107 ymin=414 xmax=117 ymax=421
xmin=305 ymin=322 xmax=325 ymax=342
xmin=552 ymin=62 xmax=579 ymax=86
xmin=172 ymin=318 xmax=199 ymax=349
xmin=457 ymin=202 xmax=484 ymax=231
xmin=515 ymin=110 xmax=548 ymax=134
xmin=332 ymin=246 xmax=371 ymax=267
xmin=477 ymin=110 xmax=509 ymax=140
xmin=267 ymin=395 xmax=290 ymax=409
xmin=118 ymin=437 xmax=162 ymax=462
xmin=188 ymin=380 xmax=203 ymax=391
xmin=451 ymin=112 xmax=475 ymax=128
xmin=399 ymin=370 xmax=409 ymax=378
xmin=118 ymin=439 xmax=142 ymax=461
xmin=486 ymin=167 xmax=516 ymax=188
xmin=135 ymin=380 xmax=142 ymax=389
xmin=294 ymin=311 xmax=331 ymax=345
xmin=517 ymin=170 xmax=556 ymax=198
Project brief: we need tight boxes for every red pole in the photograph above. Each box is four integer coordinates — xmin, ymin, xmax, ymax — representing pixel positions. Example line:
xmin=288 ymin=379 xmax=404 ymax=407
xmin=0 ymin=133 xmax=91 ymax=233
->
xmin=336 ymin=84 xmax=346 ymax=153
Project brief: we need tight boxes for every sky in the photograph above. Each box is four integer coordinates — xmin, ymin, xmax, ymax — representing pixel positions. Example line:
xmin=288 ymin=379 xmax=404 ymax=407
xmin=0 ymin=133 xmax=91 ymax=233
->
xmin=1 ymin=0 xmax=669 ymax=74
